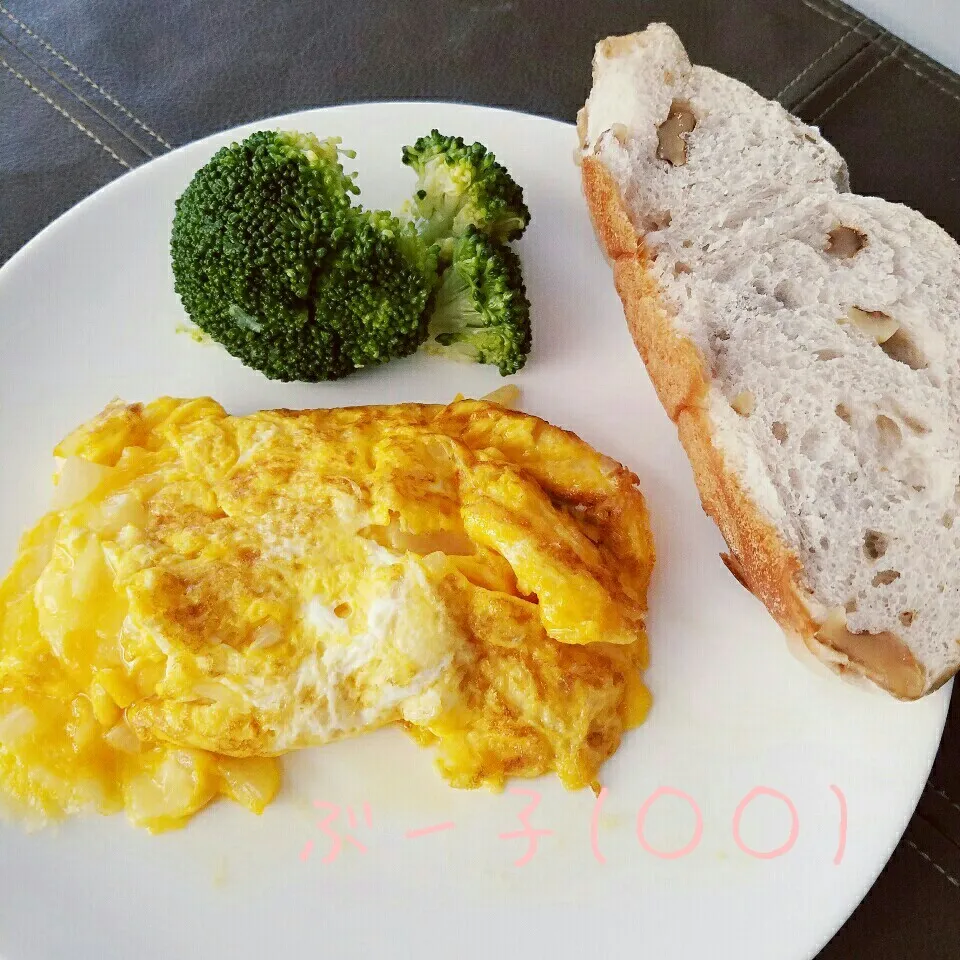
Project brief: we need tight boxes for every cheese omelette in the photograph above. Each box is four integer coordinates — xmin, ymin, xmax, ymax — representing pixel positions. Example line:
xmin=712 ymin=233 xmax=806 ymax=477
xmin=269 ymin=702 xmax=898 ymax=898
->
xmin=0 ymin=396 xmax=654 ymax=831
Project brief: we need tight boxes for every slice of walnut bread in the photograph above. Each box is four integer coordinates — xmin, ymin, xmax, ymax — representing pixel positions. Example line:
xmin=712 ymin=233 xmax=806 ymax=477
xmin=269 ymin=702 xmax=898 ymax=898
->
xmin=579 ymin=23 xmax=960 ymax=698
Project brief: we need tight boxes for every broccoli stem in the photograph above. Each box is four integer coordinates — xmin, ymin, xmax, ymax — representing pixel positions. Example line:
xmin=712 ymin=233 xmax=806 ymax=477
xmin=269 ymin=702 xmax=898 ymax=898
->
xmin=429 ymin=264 xmax=485 ymax=345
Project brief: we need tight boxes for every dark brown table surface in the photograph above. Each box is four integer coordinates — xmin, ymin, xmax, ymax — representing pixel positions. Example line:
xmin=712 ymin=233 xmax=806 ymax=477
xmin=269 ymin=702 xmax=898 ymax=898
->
xmin=2 ymin=0 xmax=959 ymax=956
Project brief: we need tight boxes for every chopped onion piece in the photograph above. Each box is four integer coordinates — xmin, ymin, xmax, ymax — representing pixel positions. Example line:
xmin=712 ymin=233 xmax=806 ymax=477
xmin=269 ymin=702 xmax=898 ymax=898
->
xmin=50 ymin=457 xmax=113 ymax=510
xmin=0 ymin=706 xmax=36 ymax=745
xmin=104 ymin=719 xmax=142 ymax=754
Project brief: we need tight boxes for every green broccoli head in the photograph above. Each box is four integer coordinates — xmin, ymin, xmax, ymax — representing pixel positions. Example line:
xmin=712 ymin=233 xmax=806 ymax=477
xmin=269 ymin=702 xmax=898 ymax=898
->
xmin=170 ymin=130 xmax=437 ymax=382
xmin=424 ymin=227 xmax=531 ymax=376
xmin=401 ymin=130 xmax=530 ymax=254
xmin=312 ymin=209 xmax=439 ymax=370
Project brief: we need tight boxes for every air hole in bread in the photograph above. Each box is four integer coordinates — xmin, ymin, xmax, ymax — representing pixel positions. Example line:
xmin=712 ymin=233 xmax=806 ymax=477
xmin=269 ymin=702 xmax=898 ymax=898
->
xmin=820 ymin=537 xmax=830 ymax=550
xmin=835 ymin=403 xmax=852 ymax=424
xmin=880 ymin=328 xmax=928 ymax=370
xmin=715 ymin=329 xmax=730 ymax=342
xmin=815 ymin=349 xmax=843 ymax=361
xmin=899 ymin=611 xmax=915 ymax=627
xmin=864 ymin=530 xmax=888 ymax=560
xmin=875 ymin=415 xmax=902 ymax=452
xmin=681 ymin=239 xmax=693 ymax=248
xmin=772 ymin=421 xmax=788 ymax=443
xmin=656 ymin=99 xmax=697 ymax=166
xmin=845 ymin=598 xmax=858 ymax=614
xmin=825 ymin=226 xmax=868 ymax=259
xmin=872 ymin=569 xmax=901 ymax=587
xmin=773 ymin=280 xmax=802 ymax=308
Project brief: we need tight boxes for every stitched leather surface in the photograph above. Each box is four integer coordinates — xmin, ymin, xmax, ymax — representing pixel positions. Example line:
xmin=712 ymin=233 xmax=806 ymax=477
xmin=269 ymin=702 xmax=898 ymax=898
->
xmin=1 ymin=1 xmax=959 ymax=956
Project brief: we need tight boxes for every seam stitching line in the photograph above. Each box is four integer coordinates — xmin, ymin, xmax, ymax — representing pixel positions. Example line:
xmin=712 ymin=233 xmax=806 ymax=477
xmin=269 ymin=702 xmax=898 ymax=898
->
xmin=790 ymin=29 xmax=886 ymax=114
xmin=812 ymin=46 xmax=898 ymax=124
xmin=928 ymin=782 xmax=960 ymax=817
xmin=0 ymin=53 xmax=129 ymax=169
xmin=802 ymin=0 xmax=864 ymax=31
xmin=776 ymin=18 xmax=864 ymax=101
xmin=901 ymin=42 xmax=960 ymax=88
xmin=0 ymin=30 xmax=153 ymax=159
xmin=800 ymin=0 xmax=960 ymax=104
xmin=907 ymin=839 xmax=960 ymax=891
xmin=0 ymin=2 xmax=172 ymax=149
xmin=897 ymin=54 xmax=960 ymax=106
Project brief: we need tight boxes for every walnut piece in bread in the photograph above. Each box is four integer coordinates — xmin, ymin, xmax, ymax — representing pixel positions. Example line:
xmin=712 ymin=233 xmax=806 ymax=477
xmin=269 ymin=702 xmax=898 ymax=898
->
xmin=579 ymin=23 xmax=960 ymax=699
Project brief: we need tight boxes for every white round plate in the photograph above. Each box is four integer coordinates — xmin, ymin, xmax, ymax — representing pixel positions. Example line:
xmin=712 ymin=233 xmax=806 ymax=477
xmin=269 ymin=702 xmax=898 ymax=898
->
xmin=0 ymin=103 xmax=950 ymax=960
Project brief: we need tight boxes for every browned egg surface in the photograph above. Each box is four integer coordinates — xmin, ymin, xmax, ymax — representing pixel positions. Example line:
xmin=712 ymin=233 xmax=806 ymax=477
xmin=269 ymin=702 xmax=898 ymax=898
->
xmin=0 ymin=396 xmax=654 ymax=831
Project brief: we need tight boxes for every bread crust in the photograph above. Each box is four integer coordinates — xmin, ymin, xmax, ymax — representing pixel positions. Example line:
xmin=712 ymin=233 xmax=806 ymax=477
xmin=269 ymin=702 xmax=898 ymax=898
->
xmin=582 ymin=155 xmax=927 ymax=699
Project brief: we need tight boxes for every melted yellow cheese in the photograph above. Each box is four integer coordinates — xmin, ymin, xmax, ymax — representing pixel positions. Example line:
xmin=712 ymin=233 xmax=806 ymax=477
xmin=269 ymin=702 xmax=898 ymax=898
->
xmin=0 ymin=397 xmax=654 ymax=831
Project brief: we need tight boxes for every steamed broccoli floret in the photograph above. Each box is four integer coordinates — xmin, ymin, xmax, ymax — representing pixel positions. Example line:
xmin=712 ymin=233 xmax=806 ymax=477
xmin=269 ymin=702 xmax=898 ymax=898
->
xmin=424 ymin=228 xmax=531 ymax=376
xmin=312 ymin=209 xmax=439 ymax=370
xmin=402 ymin=130 xmax=530 ymax=254
xmin=170 ymin=130 xmax=438 ymax=382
